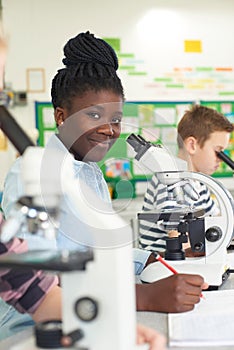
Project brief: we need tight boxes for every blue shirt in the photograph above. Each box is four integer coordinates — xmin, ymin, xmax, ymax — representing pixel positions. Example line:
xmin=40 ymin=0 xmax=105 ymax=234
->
xmin=2 ymin=134 xmax=150 ymax=274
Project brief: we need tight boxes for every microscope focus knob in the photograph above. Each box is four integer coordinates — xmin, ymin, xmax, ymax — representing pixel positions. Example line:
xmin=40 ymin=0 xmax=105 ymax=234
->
xmin=35 ymin=320 xmax=63 ymax=348
xmin=74 ymin=296 xmax=98 ymax=322
xmin=35 ymin=320 xmax=84 ymax=348
xmin=205 ymin=226 xmax=222 ymax=242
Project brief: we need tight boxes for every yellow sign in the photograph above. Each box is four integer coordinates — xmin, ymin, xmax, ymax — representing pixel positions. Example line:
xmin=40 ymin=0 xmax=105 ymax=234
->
xmin=184 ymin=40 xmax=202 ymax=53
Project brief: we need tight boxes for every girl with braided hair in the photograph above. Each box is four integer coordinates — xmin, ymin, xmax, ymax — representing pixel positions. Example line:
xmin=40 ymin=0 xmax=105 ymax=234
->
xmin=2 ymin=31 xmax=207 ymax=337
xmin=0 ymin=31 xmax=167 ymax=349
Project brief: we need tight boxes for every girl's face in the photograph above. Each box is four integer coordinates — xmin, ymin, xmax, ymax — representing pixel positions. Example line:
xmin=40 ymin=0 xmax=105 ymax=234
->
xmin=189 ymin=131 xmax=230 ymax=175
xmin=55 ymin=90 xmax=123 ymax=162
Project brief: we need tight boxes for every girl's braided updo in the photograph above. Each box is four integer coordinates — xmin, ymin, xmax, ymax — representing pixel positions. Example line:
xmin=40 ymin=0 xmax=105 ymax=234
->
xmin=51 ymin=31 xmax=124 ymax=110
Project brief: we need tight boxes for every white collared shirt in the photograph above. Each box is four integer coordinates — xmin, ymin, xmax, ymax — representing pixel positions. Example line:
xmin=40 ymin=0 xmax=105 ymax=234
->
xmin=2 ymin=134 xmax=150 ymax=274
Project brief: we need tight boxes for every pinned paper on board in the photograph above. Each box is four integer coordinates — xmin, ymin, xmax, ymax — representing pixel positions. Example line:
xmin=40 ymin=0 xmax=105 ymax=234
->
xmin=154 ymin=107 xmax=176 ymax=125
xmin=220 ymin=103 xmax=232 ymax=114
xmin=121 ymin=116 xmax=139 ymax=134
xmin=139 ymin=104 xmax=154 ymax=126
xmin=176 ymin=104 xmax=192 ymax=123
xmin=141 ymin=127 xmax=160 ymax=142
xmin=161 ymin=127 xmax=177 ymax=144
xmin=42 ymin=107 xmax=55 ymax=128
xmin=26 ymin=68 xmax=45 ymax=93
xmin=105 ymin=158 xmax=132 ymax=179
xmin=184 ymin=40 xmax=202 ymax=53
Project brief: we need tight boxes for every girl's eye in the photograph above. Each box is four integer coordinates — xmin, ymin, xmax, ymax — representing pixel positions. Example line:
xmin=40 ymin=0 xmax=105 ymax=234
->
xmin=87 ymin=112 xmax=100 ymax=120
xmin=112 ymin=117 xmax=122 ymax=124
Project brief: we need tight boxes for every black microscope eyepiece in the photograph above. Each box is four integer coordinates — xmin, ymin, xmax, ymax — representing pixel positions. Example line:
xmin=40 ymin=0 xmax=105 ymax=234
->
xmin=216 ymin=151 xmax=234 ymax=171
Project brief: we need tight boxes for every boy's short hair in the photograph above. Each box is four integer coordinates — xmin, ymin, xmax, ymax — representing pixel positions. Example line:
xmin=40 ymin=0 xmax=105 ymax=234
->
xmin=177 ymin=104 xmax=234 ymax=149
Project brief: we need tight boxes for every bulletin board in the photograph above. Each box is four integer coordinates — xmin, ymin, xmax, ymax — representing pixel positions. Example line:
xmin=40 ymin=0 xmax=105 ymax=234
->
xmin=35 ymin=100 xmax=234 ymax=198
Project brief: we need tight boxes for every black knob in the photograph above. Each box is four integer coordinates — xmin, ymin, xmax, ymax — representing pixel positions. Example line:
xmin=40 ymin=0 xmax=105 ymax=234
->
xmin=35 ymin=320 xmax=63 ymax=348
xmin=193 ymin=242 xmax=204 ymax=252
xmin=205 ymin=226 xmax=222 ymax=242
xmin=74 ymin=297 xmax=98 ymax=322
xmin=35 ymin=320 xmax=84 ymax=348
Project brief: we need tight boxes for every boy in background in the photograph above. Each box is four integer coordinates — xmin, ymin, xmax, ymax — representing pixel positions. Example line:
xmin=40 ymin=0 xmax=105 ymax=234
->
xmin=139 ymin=104 xmax=234 ymax=253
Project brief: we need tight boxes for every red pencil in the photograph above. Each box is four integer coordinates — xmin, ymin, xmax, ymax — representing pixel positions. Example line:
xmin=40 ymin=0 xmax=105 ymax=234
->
xmin=156 ymin=254 xmax=178 ymax=274
xmin=155 ymin=253 xmax=204 ymax=299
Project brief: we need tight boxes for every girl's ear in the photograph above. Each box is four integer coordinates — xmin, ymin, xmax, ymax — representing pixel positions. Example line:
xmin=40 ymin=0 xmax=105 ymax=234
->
xmin=54 ymin=107 xmax=65 ymax=126
xmin=183 ymin=136 xmax=198 ymax=155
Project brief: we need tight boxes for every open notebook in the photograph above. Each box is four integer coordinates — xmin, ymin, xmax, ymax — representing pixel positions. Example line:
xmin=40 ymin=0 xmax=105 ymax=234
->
xmin=168 ymin=289 xmax=234 ymax=347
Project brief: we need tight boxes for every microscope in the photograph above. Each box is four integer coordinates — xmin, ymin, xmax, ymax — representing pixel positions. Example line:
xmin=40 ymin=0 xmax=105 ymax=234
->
xmin=0 ymin=107 xmax=146 ymax=350
xmin=127 ymin=134 xmax=234 ymax=288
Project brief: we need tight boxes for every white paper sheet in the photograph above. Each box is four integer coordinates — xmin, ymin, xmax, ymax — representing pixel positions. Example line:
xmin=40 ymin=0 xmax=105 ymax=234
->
xmin=168 ymin=289 xmax=234 ymax=347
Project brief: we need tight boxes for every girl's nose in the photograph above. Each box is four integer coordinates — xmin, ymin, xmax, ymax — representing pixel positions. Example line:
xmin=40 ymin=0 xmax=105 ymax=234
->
xmin=97 ymin=123 xmax=114 ymax=135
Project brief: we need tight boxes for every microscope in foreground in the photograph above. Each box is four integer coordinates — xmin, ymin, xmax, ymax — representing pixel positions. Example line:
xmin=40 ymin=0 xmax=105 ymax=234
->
xmin=0 ymin=106 xmax=144 ymax=350
xmin=127 ymin=134 xmax=234 ymax=288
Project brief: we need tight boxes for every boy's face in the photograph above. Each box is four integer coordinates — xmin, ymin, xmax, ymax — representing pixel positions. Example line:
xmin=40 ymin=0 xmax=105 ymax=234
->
xmin=190 ymin=131 xmax=230 ymax=175
xmin=55 ymin=90 xmax=123 ymax=162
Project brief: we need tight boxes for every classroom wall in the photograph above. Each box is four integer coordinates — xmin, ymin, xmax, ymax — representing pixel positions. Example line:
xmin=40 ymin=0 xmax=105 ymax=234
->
xmin=1 ymin=0 xmax=234 ymax=189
